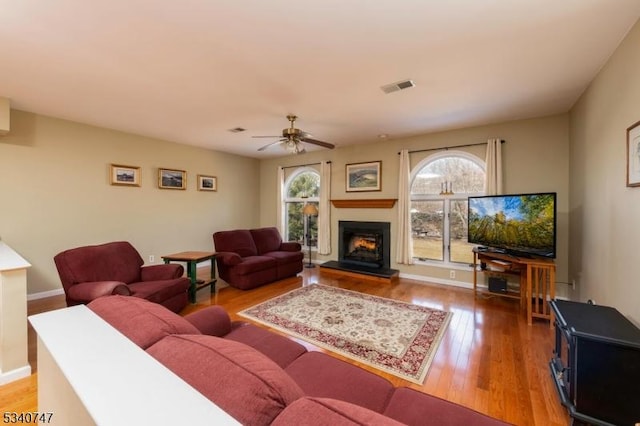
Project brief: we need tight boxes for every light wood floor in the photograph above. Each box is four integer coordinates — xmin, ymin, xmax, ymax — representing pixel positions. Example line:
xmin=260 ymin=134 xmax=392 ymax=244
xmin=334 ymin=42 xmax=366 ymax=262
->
xmin=1 ymin=267 xmax=569 ymax=426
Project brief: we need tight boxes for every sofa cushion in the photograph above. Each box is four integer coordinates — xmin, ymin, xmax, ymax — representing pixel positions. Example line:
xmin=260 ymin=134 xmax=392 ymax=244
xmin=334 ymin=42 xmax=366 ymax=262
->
xmin=262 ymin=250 xmax=305 ymax=265
xmin=383 ymin=387 xmax=509 ymax=426
xmin=273 ymin=397 xmax=405 ymax=426
xmin=225 ymin=322 xmax=308 ymax=368
xmin=127 ymin=279 xmax=189 ymax=305
xmin=183 ymin=306 xmax=232 ymax=337
xmin=285 ymin=351 xmax=395 ymax=413
xmin=88 ymin=295 xmax=200 ymax=349
xmin=250 ymin=227 xmax=283 ymax=254
xmin=214 ymin=229 xmax=257 ymax=257
xmin=232 ymin=255 xmax=277 ymax=275
xmin=147 ymin=335 xmax=305 ymax=426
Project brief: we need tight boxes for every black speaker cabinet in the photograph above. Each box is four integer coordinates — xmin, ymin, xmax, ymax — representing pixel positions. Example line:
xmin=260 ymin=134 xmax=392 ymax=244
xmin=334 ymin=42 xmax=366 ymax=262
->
xmin=550 ymin=300 xmax=640 ymax=425
xmin=488 ymin=276 xmax=507 ymax=293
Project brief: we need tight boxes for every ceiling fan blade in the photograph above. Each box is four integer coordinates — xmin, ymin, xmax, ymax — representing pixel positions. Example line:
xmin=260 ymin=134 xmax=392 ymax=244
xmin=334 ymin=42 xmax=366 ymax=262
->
xmin=257 ymin=140 xmax=285 ymax=151
xmin=300 ymin=137 xmax=335 ymax=149
xmin=252 ymin=135 xmax=281 ymax=138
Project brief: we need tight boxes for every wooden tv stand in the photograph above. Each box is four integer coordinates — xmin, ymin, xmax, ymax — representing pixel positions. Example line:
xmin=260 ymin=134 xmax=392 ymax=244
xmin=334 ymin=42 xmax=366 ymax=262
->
xmin=472 ymin=248 xmax=556 ymax=326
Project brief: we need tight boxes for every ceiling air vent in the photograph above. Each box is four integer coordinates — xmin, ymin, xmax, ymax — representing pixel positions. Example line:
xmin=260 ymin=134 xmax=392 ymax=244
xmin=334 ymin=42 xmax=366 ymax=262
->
xmin=228 ymin=127 xmax=246 ymax=133
xmin=381 ymin=79 xmax=416 ymax=94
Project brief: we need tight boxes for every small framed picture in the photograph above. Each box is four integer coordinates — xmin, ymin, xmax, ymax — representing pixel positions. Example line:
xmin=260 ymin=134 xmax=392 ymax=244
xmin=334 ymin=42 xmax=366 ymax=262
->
xmin=198 ymin=175 xmax=217 ymax=191
xmin=158 ymin=168 xmax=186 ymax=190
xmin=627 ymin=120 xmax=640 ymax=187
xmin=110 ymin=164 xmax=141 ymax=187
xmin=346 ymin=161 xmax=382 ymax=192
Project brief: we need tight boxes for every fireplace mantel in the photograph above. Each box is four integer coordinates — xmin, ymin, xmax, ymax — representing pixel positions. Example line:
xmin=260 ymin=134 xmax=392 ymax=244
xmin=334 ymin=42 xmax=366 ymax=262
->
xmin=331 ymin=199 xmax=397 ymax=209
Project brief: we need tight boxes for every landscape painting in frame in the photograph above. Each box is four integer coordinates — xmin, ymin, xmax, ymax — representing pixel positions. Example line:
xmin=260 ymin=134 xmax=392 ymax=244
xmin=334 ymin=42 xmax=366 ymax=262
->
xmin=627 ymin=120 xmax=640 ymax=187
xmin=158 ymin=168 xmax=186 ymax=190
xmin=198 ymin=174 xmax=217 ymax=191
xmin=110 ymin=164 xmax=140 ymax=187
xmin=346 ymin=161 xmax=381 ymax=192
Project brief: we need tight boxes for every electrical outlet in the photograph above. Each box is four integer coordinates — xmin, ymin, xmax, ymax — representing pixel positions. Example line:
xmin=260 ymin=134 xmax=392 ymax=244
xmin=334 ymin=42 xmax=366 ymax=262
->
xmin=572 ymin=279 xmax=576 ymax=290
xmin=449 ymin=270 xmax=455 ymax=279
xmin=149 ymin=255 xmax=155 ymax=263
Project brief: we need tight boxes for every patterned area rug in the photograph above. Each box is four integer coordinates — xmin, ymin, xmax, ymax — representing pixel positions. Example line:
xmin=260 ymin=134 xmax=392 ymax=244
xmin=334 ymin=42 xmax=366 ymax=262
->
xmin=238 ymin=284 xmax=452 ymax=384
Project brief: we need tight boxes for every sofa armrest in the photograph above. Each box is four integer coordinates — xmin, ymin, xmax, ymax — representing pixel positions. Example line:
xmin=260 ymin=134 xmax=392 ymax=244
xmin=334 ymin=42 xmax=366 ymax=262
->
xmin=280 ymin=242 xmax=301 ymax=252
xmin=67 ymin=281 xmax=131 ymax=302
xmin=215 ymin=252 xmax=243 ymax=266
xmin=141 ymin=264 xmax=184 ymax=281
xmin=183 ymin=306 xmax=232 ymax=337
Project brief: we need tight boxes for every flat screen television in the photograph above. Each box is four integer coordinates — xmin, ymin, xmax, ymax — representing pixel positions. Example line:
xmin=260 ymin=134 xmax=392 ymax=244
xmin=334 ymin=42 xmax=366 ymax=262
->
xmin=468 ymin=192 xmax=556 ymax=258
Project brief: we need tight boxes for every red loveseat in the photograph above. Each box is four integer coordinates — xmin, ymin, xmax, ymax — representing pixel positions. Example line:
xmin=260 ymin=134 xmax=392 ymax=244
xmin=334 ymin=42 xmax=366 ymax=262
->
xmin=54 ymin=241 xmax=190 ymax=313
xmin=213 ymin=227 xmax=303 ymax=290
xmin=88 ymin=295 xmax=509 ymax=426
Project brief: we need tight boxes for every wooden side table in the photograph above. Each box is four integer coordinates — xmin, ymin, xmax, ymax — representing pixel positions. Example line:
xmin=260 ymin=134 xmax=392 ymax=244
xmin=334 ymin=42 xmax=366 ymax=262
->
xmin=161 ymin=251 xmax=216 ymax=303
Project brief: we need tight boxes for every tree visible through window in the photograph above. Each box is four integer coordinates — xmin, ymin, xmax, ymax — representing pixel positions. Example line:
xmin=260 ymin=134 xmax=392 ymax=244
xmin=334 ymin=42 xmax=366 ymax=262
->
xmin=410 ymin=153 xmax=485 ymax=264
xmin=284 ymin=169 xmax=319 ymax=247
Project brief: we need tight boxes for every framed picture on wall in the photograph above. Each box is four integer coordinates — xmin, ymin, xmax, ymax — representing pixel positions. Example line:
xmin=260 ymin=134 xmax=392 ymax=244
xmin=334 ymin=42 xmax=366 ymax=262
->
xmin=110 ymin=164 xmax=141 ymax=187
xmin=346 ymin=161 xmax=382 ymax=192
xmin=197 ymin=174 xmax=217 ymax=191
xmin=627 ymin=120 xmax=640 ymax=187
xmin=158 ymin=168 xmax=186 ymax=190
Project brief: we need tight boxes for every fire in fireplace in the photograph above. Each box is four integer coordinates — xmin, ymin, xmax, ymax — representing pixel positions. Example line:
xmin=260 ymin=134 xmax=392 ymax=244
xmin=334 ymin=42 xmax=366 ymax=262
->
xmin=350 ymin=236 xmax=377 ymax=252
xmin=346 ymin=234 xmax=381 ymax=262
xmin=338 ymin=221 xmax=390 ymax=269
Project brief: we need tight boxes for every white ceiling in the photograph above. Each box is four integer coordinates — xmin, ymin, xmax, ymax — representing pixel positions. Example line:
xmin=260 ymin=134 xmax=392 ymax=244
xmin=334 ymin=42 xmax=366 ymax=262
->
xmin=1 ymin=1 xmax=639 ymax=158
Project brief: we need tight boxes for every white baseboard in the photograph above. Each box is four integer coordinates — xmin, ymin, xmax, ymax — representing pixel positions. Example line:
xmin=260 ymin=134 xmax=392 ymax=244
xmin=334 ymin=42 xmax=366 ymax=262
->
xmin=0 ymin=365 xmax=31 ymax=385
xmin=27 ymin=288 xmax=65 ymax=301
xmin=399 ymin=272 xmax=472 ymax=289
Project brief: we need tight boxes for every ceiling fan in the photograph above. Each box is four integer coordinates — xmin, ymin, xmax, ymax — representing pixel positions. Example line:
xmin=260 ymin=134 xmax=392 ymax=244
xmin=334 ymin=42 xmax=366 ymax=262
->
xmin=253 ymin=115 xmax=335 ymax=154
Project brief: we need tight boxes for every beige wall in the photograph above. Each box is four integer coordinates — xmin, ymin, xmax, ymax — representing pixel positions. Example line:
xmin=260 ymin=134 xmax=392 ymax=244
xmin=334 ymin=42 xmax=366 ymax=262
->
xmin=570 ymin=19 xmax=640 ymax=322
xmin=0 ymin=97 xmax=9 ymax=134
xmin=259 ymin=114 xmax=570 ymax=293
xmin=0 ymin=96 xmax=574 ymax=299
xmin=0 ymin=110 xmax=260 ymax=294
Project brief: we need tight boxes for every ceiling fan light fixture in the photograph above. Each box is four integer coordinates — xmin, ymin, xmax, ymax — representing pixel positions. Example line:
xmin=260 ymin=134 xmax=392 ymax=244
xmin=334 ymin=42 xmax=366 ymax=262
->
xmin=285 ymin=139 xmax=299 ymax=153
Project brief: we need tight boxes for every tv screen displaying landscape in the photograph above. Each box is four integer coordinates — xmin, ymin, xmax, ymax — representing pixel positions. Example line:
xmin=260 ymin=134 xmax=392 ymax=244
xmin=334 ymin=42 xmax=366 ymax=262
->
xmin=468 ymin=192 xmax=556 ymax=258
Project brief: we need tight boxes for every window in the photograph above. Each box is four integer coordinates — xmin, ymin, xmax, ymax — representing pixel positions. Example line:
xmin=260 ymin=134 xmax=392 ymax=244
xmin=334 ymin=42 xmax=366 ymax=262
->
xmin=410 ymin=152 xmax=485 ymax=264
xmin=283 ymin=168 xmax=319 ymax=247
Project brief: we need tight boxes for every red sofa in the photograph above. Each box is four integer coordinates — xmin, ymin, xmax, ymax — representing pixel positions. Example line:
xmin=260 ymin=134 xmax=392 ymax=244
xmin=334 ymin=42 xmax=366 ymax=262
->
xmin=88 ymin=295 xmax=509 ymax=426
xmin=213 ymin=227 xmax=303 ymax=290
xmin=54 ymin=241 xmax=190 ymax=313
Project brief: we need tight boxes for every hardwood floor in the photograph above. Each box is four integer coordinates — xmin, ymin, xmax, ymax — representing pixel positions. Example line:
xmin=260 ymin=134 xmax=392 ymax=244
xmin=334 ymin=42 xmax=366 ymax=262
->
xmin=1 ymin=268 xmax=569 ymax=425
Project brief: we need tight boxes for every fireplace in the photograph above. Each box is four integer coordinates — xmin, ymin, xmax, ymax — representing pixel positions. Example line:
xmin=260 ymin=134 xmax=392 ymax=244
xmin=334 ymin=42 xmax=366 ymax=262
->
xmin=338 ymin=221 xmax=390 ymax=269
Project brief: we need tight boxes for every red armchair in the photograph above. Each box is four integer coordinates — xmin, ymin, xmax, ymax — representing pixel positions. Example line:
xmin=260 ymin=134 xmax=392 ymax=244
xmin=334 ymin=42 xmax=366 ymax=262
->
xmin=213 ymin=227 xmax=303 ymax=290
xmin=54 ymin=241 xmax=190 ymax=313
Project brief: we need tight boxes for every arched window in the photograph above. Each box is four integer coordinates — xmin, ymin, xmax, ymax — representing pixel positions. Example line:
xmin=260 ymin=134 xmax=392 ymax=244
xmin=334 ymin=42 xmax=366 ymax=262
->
xmin=283 ymin=168 xmax=319 ymax=247
xmin=410 ymin=152 xmax=485 ymax=264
